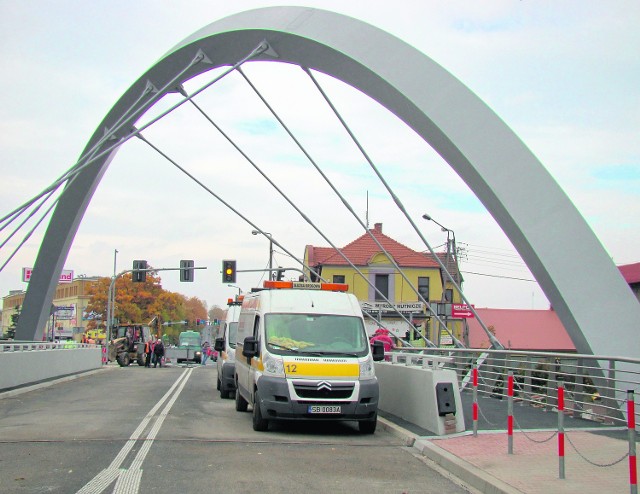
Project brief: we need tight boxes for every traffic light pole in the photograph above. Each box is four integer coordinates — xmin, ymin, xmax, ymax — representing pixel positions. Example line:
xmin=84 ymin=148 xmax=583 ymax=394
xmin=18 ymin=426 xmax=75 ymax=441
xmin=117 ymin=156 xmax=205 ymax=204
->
xmin=106 ymin=266 xmax=206 ymax=344
xmin=235 ymin=267 xmax=309 ymax=280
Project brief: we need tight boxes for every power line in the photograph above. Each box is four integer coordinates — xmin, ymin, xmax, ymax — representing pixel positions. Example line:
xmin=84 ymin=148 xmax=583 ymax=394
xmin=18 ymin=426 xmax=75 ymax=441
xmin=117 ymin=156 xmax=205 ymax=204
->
xmin=461 ymin=270 xmax=537 ymax=282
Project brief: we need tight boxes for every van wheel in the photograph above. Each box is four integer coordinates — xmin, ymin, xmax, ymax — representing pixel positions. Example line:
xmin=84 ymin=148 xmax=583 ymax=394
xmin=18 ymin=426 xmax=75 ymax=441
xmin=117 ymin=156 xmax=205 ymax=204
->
xmin=359 ymin=413 xmax=377 ymax=434
xmin=235 ymin=388 xmax=248 ymax=412
xmin=220 ymin=386 xmax=230 ymax=399
xmin=216 ymin=376 xmax=221 ymax=391
xmin=252 ymin=390 xmax=269 ymax=431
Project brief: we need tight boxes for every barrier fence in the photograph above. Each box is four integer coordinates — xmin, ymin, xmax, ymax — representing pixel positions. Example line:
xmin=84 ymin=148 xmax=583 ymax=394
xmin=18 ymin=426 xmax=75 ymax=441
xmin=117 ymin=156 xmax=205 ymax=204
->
xmin=391 ymin=347 xmax=639 ymax=492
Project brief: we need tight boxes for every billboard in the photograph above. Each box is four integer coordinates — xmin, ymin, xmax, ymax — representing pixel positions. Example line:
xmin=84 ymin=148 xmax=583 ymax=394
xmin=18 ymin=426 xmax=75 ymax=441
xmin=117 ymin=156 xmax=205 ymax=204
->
xmin=23 ymin=268 xmax=74 ymax=284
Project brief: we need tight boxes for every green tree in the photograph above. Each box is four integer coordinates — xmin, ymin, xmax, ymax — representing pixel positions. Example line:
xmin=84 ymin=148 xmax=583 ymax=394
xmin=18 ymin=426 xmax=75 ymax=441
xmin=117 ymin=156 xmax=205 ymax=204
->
xmin=5 ymin=304 xmax=20 ymax=339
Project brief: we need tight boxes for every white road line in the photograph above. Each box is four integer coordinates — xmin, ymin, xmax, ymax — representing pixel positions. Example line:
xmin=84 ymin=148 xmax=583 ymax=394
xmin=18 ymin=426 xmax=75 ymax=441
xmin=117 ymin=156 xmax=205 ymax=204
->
xmin=76 ymin=368 xmax=192 ymax=494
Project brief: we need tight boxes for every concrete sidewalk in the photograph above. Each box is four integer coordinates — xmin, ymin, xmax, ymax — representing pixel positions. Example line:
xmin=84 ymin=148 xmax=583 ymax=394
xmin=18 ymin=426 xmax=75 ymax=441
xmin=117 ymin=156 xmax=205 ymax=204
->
xmin=405 ymin=426 xmax=635 ymax=493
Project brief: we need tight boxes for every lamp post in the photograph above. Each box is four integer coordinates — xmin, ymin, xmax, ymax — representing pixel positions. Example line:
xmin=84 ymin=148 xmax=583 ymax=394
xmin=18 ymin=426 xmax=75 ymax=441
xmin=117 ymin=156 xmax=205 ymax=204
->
xmin=422 ymin=214 xmax=461 ymax=347
xmin=106 ymin=249 xmax=118 ymax=345
xmin=422 ymin=213 xmax=458 ymax=285
xmin=227 ymin=284 xmax=242 ymax=295
xmin=251 ymin=230 xmax=273 ymax=280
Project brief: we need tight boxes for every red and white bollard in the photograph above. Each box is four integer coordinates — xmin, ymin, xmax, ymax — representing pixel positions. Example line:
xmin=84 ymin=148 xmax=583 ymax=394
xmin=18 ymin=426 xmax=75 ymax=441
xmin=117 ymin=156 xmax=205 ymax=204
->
xmin=628 ymin=390 xmax=637 ymax=494
xmin=507 ymin=371 xmax=514 ymax=454
xmin=558 ymin=381 xmax=565 ymax=479
xmin=473 ymin=365 xmax=479 ymax=437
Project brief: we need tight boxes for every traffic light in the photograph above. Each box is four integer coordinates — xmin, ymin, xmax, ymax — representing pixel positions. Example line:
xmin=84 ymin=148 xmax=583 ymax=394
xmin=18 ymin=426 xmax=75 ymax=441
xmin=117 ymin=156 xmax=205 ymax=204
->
xmin=132 ymin=260 xmax=147 ymax=283
xmin=180 ymin=259 xmax=194 ymax=282
xmin=222 ymin=260 xmax=236 ymax=283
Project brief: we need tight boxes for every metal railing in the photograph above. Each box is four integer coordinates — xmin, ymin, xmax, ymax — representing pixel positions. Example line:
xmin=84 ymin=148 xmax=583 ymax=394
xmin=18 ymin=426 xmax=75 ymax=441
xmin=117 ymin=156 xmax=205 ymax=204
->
xmin=389 ymin=347 xmax=640 ymax=427
xmin=1 ymin=340 xmax=98 ymax=352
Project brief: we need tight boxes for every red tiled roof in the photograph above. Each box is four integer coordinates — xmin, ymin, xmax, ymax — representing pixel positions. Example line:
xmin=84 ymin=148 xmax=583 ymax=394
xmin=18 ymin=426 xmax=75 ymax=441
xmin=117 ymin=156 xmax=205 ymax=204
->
xmin=619 ymin=262 xmax=640 ymax=284
xmin=467 ymin=308 xmax=575 ymax=352
xmin=306 ymin=224 xmax=441 ymax=269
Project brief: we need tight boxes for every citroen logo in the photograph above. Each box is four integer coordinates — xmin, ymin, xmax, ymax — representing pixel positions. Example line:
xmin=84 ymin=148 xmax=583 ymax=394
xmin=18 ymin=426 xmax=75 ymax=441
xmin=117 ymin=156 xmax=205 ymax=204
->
xmin=317 ymin=381 xmax=332 ymax=391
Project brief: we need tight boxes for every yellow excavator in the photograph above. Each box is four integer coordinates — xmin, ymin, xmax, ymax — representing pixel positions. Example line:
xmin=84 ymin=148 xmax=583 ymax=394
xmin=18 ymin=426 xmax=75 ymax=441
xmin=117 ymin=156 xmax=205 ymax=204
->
xmin=108 ymin=317 xmax=158 ymax=366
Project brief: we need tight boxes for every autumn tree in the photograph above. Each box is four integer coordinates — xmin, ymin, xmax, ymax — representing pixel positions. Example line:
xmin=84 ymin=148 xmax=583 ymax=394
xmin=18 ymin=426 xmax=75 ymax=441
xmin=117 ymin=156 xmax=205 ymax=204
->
xmin=209 ymin=305 xmax=226 ymax=324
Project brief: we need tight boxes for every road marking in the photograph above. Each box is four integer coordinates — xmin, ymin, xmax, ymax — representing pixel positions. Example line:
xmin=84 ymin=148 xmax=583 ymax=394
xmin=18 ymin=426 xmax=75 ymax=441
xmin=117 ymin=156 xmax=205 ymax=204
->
xmin=76 ymin=368 xmax=193 ymax=494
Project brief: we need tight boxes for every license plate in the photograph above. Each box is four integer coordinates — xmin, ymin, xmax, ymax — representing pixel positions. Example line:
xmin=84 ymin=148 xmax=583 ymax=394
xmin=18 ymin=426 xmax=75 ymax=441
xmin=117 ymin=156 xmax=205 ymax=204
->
xmin=308 ymin=405 xmax=341 ymax=414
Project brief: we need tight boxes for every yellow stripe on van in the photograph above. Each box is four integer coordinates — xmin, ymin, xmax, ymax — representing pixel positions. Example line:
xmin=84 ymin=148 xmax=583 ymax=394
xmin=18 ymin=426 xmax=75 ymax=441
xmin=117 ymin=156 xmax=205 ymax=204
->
xmin=283 ymin=361 xmax=359 ymax=378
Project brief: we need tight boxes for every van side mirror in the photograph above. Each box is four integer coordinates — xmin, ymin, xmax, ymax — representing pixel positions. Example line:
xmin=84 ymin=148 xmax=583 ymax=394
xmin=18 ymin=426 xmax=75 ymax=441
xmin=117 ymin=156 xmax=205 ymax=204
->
xmin=371 ymin=340 xmax=385 ymax=361
xmin=214 ymin=337 xmax=225 ymax=353
xmin=242 ymin=336 xmax=259 ymax=358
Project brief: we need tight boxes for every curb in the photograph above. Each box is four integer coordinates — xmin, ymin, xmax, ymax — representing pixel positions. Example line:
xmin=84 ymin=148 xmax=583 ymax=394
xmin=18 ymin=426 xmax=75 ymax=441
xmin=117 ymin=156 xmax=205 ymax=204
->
xmin=413 ymin=438 xmax=522 ymax=494
xmin=378 ymin=416 xmax=521 ymax=494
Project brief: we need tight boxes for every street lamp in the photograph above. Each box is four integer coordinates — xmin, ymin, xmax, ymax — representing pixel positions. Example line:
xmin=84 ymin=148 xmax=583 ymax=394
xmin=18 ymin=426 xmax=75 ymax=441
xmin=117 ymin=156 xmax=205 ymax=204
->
xmin=227 ymin=284 xmax=242 ymax=295
xmin=422 ymin=213 xmax=456 ymax=276
xmin=251 ymin=230 xmax=273 ymax=280
xmin=422 ymin=213 xmax=460 ymax=347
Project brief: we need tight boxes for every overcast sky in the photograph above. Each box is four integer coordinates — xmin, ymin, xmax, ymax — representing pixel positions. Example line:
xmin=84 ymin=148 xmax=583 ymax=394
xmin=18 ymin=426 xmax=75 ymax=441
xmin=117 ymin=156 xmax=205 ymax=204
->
xmin=1 ymin=1 xmax=638 ymax=313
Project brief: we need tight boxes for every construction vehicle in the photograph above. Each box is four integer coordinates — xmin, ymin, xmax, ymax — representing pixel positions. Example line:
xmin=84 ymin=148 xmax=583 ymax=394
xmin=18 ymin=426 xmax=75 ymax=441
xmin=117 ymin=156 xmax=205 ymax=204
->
xmin=108 ymin=324 xmax=153 ymax=367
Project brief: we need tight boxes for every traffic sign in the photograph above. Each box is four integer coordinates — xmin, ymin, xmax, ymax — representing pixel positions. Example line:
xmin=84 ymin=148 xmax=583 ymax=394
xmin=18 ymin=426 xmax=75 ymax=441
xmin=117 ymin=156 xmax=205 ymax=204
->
xmin=451 ymin=303 xmax=475 ymax=318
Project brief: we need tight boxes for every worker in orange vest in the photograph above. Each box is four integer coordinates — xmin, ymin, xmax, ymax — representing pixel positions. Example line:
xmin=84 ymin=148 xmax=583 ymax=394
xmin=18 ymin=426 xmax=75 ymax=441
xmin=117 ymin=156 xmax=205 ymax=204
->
xmin=144 ymin=338 xmax=153 ymax=368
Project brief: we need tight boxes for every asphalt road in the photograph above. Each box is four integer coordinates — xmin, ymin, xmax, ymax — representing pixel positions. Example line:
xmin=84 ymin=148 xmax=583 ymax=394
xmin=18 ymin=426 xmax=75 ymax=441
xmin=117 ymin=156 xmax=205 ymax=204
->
xmin=0 ymin=363 xmax=475 ymax=493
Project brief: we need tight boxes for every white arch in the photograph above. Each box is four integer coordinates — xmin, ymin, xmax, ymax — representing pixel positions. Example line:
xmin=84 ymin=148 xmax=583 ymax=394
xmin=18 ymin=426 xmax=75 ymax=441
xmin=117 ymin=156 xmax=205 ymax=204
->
xmin=17 ymin=7 xmax=640 ymax=361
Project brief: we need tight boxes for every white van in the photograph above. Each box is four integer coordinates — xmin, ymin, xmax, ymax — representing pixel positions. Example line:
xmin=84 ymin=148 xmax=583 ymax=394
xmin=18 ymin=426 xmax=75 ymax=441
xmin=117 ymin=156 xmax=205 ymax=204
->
xmin=214 ymin=296 xmax=242 ymax=399
xmin=234 ymin=280 xmax=385 ymax=433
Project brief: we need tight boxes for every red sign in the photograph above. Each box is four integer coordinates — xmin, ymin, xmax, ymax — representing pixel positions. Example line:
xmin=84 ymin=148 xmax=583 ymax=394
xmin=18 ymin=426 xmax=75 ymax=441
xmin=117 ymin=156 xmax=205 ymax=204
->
xmin=451 ymin=303 xmax=475 ymax=318
xmin=22 ymin=268 xmax=74 ymax=283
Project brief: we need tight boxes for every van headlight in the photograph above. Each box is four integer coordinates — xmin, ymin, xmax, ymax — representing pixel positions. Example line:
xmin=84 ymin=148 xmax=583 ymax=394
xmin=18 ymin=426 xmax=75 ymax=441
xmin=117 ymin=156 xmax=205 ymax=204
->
xmin=359 ymin=356 xmax=375 ymax=379
xmin=263 ymin=353 xmax=284 ymax=377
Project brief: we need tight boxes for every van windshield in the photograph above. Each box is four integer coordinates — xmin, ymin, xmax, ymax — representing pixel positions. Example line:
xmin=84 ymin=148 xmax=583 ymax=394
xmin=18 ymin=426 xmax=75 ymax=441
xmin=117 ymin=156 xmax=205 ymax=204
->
xmin=265 ymin=314 xmax=368 ymax=357
xmin=228 ymin=322 xmax=238 ymax=349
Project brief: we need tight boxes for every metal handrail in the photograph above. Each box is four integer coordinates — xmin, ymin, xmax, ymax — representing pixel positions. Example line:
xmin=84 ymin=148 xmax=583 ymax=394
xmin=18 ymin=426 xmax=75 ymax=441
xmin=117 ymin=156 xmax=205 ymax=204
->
xmin=388 ymin=347 xmax=640 ymax=427
xmin=1 ymin=340 xmax=99 ymax=352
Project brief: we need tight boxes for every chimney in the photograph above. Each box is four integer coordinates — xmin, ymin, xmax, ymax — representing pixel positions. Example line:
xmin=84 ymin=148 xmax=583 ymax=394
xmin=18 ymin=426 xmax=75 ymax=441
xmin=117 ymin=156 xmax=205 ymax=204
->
xmin=373 ymin=223 xmax=382 ymax=233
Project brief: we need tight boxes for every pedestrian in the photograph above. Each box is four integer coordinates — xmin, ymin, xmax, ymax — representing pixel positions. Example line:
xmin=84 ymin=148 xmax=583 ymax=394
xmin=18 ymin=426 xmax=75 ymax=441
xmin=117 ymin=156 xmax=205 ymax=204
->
xmin=369 ymin=328 xmax=394 ymax=361
xmin=153 ymin=337 xmax=165 ymax=368
xmin=201 ymin=341 xmax=210 ymax=365
xmin=144 ymin=338 xmax=152 ymax=367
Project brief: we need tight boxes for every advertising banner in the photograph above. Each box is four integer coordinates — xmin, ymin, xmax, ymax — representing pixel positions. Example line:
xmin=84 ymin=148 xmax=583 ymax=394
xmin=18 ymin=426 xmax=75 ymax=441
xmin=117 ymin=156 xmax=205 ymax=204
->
xmin=55 ymin=304 xmax=76 ymax=321
xmin=23 ymin=268 xmax=74 ymax=284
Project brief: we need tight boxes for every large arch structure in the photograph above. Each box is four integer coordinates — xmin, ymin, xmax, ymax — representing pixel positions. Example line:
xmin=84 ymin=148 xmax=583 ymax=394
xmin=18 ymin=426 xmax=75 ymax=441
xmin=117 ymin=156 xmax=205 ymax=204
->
xmin=16 ymin=7 xmax=639 ymax=360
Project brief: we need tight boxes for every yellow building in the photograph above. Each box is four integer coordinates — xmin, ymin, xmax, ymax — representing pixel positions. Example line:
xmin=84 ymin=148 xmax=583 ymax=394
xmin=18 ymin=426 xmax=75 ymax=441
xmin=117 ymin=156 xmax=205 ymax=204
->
xmin=303 ymin=223 xmax=464 ymax=347
xmin=1 ymin=276 xmax=100 ymax=340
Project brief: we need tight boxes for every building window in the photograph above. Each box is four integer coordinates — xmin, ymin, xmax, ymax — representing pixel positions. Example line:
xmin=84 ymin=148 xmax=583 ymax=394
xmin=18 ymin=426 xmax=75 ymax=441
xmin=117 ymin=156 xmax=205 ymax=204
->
xmin=418 ymin=277 xmax=429 ymax=302
xmin=374 ymin=274 xmax=389 ymax=300
xmin=333 ymin=275 xmax=345 ymax=284
xmin=444 ymin=288 xmax=453 ymax=303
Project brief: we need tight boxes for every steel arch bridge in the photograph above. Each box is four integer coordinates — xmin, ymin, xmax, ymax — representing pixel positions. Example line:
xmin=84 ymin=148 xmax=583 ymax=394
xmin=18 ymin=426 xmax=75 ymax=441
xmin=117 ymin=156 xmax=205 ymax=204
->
xmin=16 ymin=7 xmax=640 ymax=361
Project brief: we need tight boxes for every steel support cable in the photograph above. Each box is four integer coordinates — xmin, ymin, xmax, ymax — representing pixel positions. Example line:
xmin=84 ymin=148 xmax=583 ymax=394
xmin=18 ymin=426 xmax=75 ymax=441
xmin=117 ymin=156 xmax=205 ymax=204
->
xmin=232 ymin=67 xmax=435 ymax=348
xmin=0 ymin=43 xmax=269 ymax=228
xmin=0 ymin=184 xmax=60 ymax=236
xmin=238 ymin=65 xmax=445 ymax=347
xmin=133 ymin=132 xmax=325 ymax=285
xmin=0 ymin=188 xmax=60 ymax=266
xmin=0 ymin=195 xmax=59 ymax=274
xmin=302 ymin=69 xmax=503 ymax=352
xmin=301 ymin=68 xmax=464 ymax=347
xmin=34 ymin=51 xmax=209 ymax=191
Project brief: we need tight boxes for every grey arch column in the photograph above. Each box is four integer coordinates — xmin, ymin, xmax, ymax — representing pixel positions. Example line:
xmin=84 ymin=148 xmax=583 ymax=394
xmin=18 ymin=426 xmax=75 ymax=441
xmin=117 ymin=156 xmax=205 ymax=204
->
xmin=17 ymin=7 xmax=639 ymax=362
